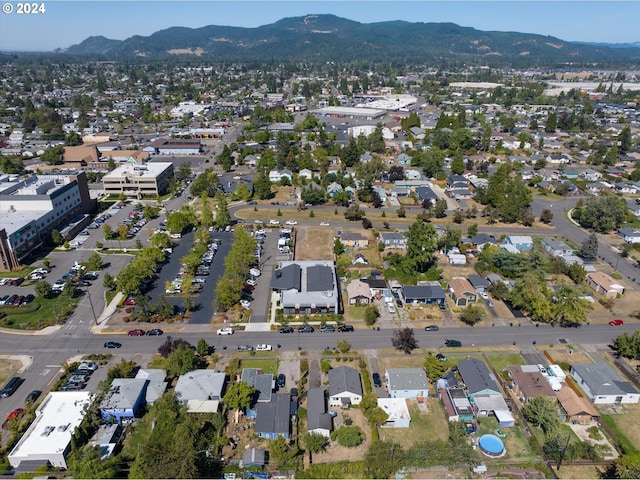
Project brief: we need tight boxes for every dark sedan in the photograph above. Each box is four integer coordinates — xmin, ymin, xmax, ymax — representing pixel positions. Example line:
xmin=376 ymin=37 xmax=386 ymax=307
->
xmin=104 ymin=341 xmax=122 ymax=349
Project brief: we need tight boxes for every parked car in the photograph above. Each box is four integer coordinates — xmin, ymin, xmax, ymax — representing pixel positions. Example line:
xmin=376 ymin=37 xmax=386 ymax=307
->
xmin=104 ymin=341 xmax=122 ymax=349
xmin=285 ymin=220 xmax=298 ymax=225
xmin=320 ymin=325 xmax=335 ymax=333
xmin=239 ymin=299 xmax=251 ymax=309
xmin=386 ymin=302 xmax=396 ymax=314
xmin=69 ymin=374 xmax=90 ymax=384
xmin=78 ymin=362 xmax=98 ymax=371
xmin=372 ymin=372 xmax=382 ymax=387
xmin=123 ymin=297 xmax=136 ymax=306
xmin=298 ymin=325 xmax=315 ymax=333
xmin=25 ymin=390 xmax=42 ymax=403
xmin=337 ymin=324 xmax=354 ymax=332
xmin=237 ymin=344 xmax=253 ymax=352
xmin=127 ymin=329 xmax=145 ymax=336
xmin=277 ymin=373 xmax=286 ymax=388
xmin=22 ymin=294 xmax=35 ymax=305
xmin=146 ymin=329 xmax=164 ymax=336
xmin=255 ymin=344 xmax=272 ymax=351
xmin=2 ymin=408 xmax=25 ymax=429
xmin=424 ymin=325 xmax=439 ymax=331
xmin=436 ymin=353 xmax=447 ymax=362
xmin=279 ymin=326 xmax=294 ymax=334
xmin=62 ymin=382 xmax=85 ymax=391
xmin=609 ymin=319 xmax=624 ymax=326
xmin=319 ymin=222 xmax=330 ymax=226
xmin=246 ymin=278 xmax=257 ymax=286
xmin=444 ymin=339 xmax=462 ymax=347
xmin=217 ymin=327 xmax=234 ymax=335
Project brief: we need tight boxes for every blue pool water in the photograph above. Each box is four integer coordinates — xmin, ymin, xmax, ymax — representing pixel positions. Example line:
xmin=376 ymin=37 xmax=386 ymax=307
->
xmin=478 ymin=434 xmax=505 ymax=457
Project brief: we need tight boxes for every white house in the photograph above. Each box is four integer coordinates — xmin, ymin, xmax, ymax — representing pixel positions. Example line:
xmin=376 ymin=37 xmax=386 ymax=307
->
xmin=174 ymin=370 xmax=226 ymax=413
xmin=385 ymin=368 xmax=429 ymax=399
xmin=618 ymin=228 xmax=640 ymax=244
xmin=571 ymin=363 xmax=640 ymax=404
xmin=377 ymin=398 xmax=411 ymax=428
xmin=328 ymin=366 xmax=363 ymax=407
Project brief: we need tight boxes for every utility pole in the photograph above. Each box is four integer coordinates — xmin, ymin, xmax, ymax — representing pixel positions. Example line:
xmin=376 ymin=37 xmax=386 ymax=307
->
xmin=86 ymin=288 xmax=98 ymax=325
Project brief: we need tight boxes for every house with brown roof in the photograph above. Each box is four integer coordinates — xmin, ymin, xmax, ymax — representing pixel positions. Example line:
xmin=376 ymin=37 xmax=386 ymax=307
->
xmin=586 ymin=271 xmax=625 ymax=299
xmin=556 ymin=386 xmax=599 ymax=425
xmin=347 ymin=279 xmax=372 ymax=305
xmin=447 ymin=277 xmax=477 ymax=306
xmin=62 ymin=145 xmax=101 ymax=168
xmin=508 ymin=366 xmax=556 ymax=402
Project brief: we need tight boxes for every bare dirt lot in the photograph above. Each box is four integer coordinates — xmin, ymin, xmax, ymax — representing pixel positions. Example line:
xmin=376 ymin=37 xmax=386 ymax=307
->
xmin=295 ymin=226 xmax=335 ymax=261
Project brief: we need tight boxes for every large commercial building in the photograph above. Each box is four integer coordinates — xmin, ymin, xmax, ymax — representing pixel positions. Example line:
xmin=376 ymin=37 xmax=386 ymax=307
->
xmin=8 ymin=391 xmax=93 ymax=471
xmin=0 ymin=171 xmax=94 ymax=271
xmin=102 ymin=162 xmax=174 ymax=199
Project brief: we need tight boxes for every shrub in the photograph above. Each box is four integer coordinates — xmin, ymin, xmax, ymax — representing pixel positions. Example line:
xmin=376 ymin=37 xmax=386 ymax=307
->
xmin=333 ymin=425 xmax=364 ymax=447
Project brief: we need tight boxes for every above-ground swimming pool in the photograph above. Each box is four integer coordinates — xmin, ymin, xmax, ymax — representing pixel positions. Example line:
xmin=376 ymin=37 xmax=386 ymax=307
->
xmin=478 ymin=434 xmax=506 ymax=458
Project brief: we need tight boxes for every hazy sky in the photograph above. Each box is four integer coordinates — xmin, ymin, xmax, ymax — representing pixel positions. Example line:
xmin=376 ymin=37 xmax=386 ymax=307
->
xmin=1 ymin=1 xmax=639 ymax=52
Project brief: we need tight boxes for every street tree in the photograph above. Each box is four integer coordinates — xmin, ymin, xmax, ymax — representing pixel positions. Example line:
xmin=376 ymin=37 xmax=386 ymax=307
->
xmin=578 ymin=233 xmax=599 ymax=260
xmin=35 ymin=280 xmax=52 ymax=299
xmin=364 ymin=304 xmax=379 ymax=326
xmin=392 ymin=327 xmax=418 ymax=354
xmin=460 ymin=304 xmax=485 ymax=326
xmin=165 ymin=344 xmax=202 ymax=379
xmin=200 ymin=195 xmax=214 ymax=228
xmin=540 ymin=209 xmax=554 ymax=224
xmin=215 ymin=194 xmax=232 ymax=228
xmin=84 ymin=252 xmax=103 ymax=271
xmin=551 ymin=285 xmax=593 ymax=327
xmin=344 ymin=203 xmax=364 ymax=221
xmin=424 ymin=352 xmax=448 ymax=381
xmin=253 ymin=172 xmax=272 ymax=200
xmin=611 ymin=331 xmax=640 ymax=360
xmin=102 ymin=223 xmax=113 ymax=240
xmin=434 ymin=198 xmax=448 ymax=218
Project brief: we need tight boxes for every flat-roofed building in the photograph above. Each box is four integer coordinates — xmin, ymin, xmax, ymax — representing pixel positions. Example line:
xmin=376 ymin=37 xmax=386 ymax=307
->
xmin=8 ymin=391 xmax=92 ymax=470
xmin=102 ymin=162 xmax=174 ymax=199
xmin=0 ymin=171 xmax=94 ymax=271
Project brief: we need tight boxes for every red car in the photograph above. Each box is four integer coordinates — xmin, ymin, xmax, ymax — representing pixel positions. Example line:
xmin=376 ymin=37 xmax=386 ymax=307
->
xmin=609 ymin=319 xmax=624 ymax=326
xmin=123 ymin=297 xmax=136 ymax=306
xmin=244 ymin=285 xmax=255 ymax=291
xmin=127 ymin=329 xmax=145 ymax=336
xmin=2 ymin=408 xmax=25 ymax=429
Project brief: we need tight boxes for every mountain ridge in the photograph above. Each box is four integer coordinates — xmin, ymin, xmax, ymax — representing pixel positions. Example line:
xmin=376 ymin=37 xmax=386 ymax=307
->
xmin=59 ymin=14 xmax=640 ymax=65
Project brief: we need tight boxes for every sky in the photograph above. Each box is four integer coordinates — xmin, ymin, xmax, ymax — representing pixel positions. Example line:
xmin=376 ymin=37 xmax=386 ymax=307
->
xmin=1 ymin=1 xmax=639 ymax=52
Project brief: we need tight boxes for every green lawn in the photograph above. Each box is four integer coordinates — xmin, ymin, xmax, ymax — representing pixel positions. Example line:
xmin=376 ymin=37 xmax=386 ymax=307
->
xmin=239 ymin=358 xmax=279 ymax=375
xmin=476 ymin=415 xmax=539 ymax=463
xmin=485 ymin=353 xmax=526 ymax=372
xmin=0 ymin=295 xmax=79 ymax=329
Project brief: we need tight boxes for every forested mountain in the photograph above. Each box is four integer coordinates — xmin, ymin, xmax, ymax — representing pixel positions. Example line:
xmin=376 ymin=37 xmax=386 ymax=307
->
xmin=60 ymin=14 xmax=640 ymax=66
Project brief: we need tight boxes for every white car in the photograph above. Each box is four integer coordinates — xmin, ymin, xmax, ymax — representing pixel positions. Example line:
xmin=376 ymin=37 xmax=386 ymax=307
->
xmin=320 ymin=222 xmax=330 ymax=226
xmin=249 ymin=268 xmax=261 ymax=277
xmin=480 ymin=292 xmax=489 ymax=300
xmin=246 ymin=278 xmax=257 ymax=286
xmin=285 ymin=220 xmax=298 ymax=225
xmin=239 ymin=299 xmax=251 ymax=309
xmin=255 ymin=344 xmax=272 ymax=351
xmin=386 ymin=302 xmax=396 ymax=314
xmin=216 ymin=327 xmax=234 ymax=335
xmin=269 ymin=220 xmax=280 ymax=225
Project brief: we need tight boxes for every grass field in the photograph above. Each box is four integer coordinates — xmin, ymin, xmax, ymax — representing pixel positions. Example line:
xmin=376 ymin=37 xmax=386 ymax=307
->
xmin=239 ymin=358 xmax=279 ymax=375
xmin=601 ymin=401 xmax=640 ymax=453
xmin=0 ymin=359 xmax=21 ymax=387
xmin=380 ymin=399 xmax=449 ymax=448
xmin=295 ymin=226 xmax=336 ymax=260
xmin=476 ymin=416 xmax=539 ymax=463
xmin=485 ymin=353 xmax=526 ymax=372
xmin=0 ymin=295 xmax=79 ymax=329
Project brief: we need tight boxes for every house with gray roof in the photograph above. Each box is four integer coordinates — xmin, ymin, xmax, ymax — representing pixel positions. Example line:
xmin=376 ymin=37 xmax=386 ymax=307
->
xmin=457 ymin=358 xmax=501 ymax=397
xmin=571 ymin=363 xmax=640 ymax=404
xmin=618 ymin=227 xmax=640 ymax=244
xmin=385 ymin=368 xmax=429 ymax=399
xmin=275 ymin=261 xmax=339 ymax=315
xmin=328 ymin=366 xmax=363 ymax=407
xmin=415 ymin=186 xmax=438 ymax=204
xmin=379 ymin=232 xmax=407 ymax=250
xmin=542 ymin=239 xmax=574 ymax=257
xmin=467 ymin=274 xmax=490 ymax=293
xmin=457 ymin=358 xmax=509 ymax=416
xmin=241 ymin=368 xmax=274 ymax=404
xmin=401 ymin=285 xmax=446 ymax=306
xmin=174 ymin=370 xmax=226 ymax=413
xmin=254 ymin=393 xmax=291 ymax=440
xmin=134 ymin=369 xmax=167 ymax=405
xmin=100 ymin=378 xmax=149 ymax=424
xmin=307 ymin=387 xmax=332 ymax=437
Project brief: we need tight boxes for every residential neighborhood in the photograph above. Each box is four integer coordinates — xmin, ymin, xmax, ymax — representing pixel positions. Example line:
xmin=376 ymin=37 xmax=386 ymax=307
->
xmin=2 ymin=13 xmax=640 ymax=480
